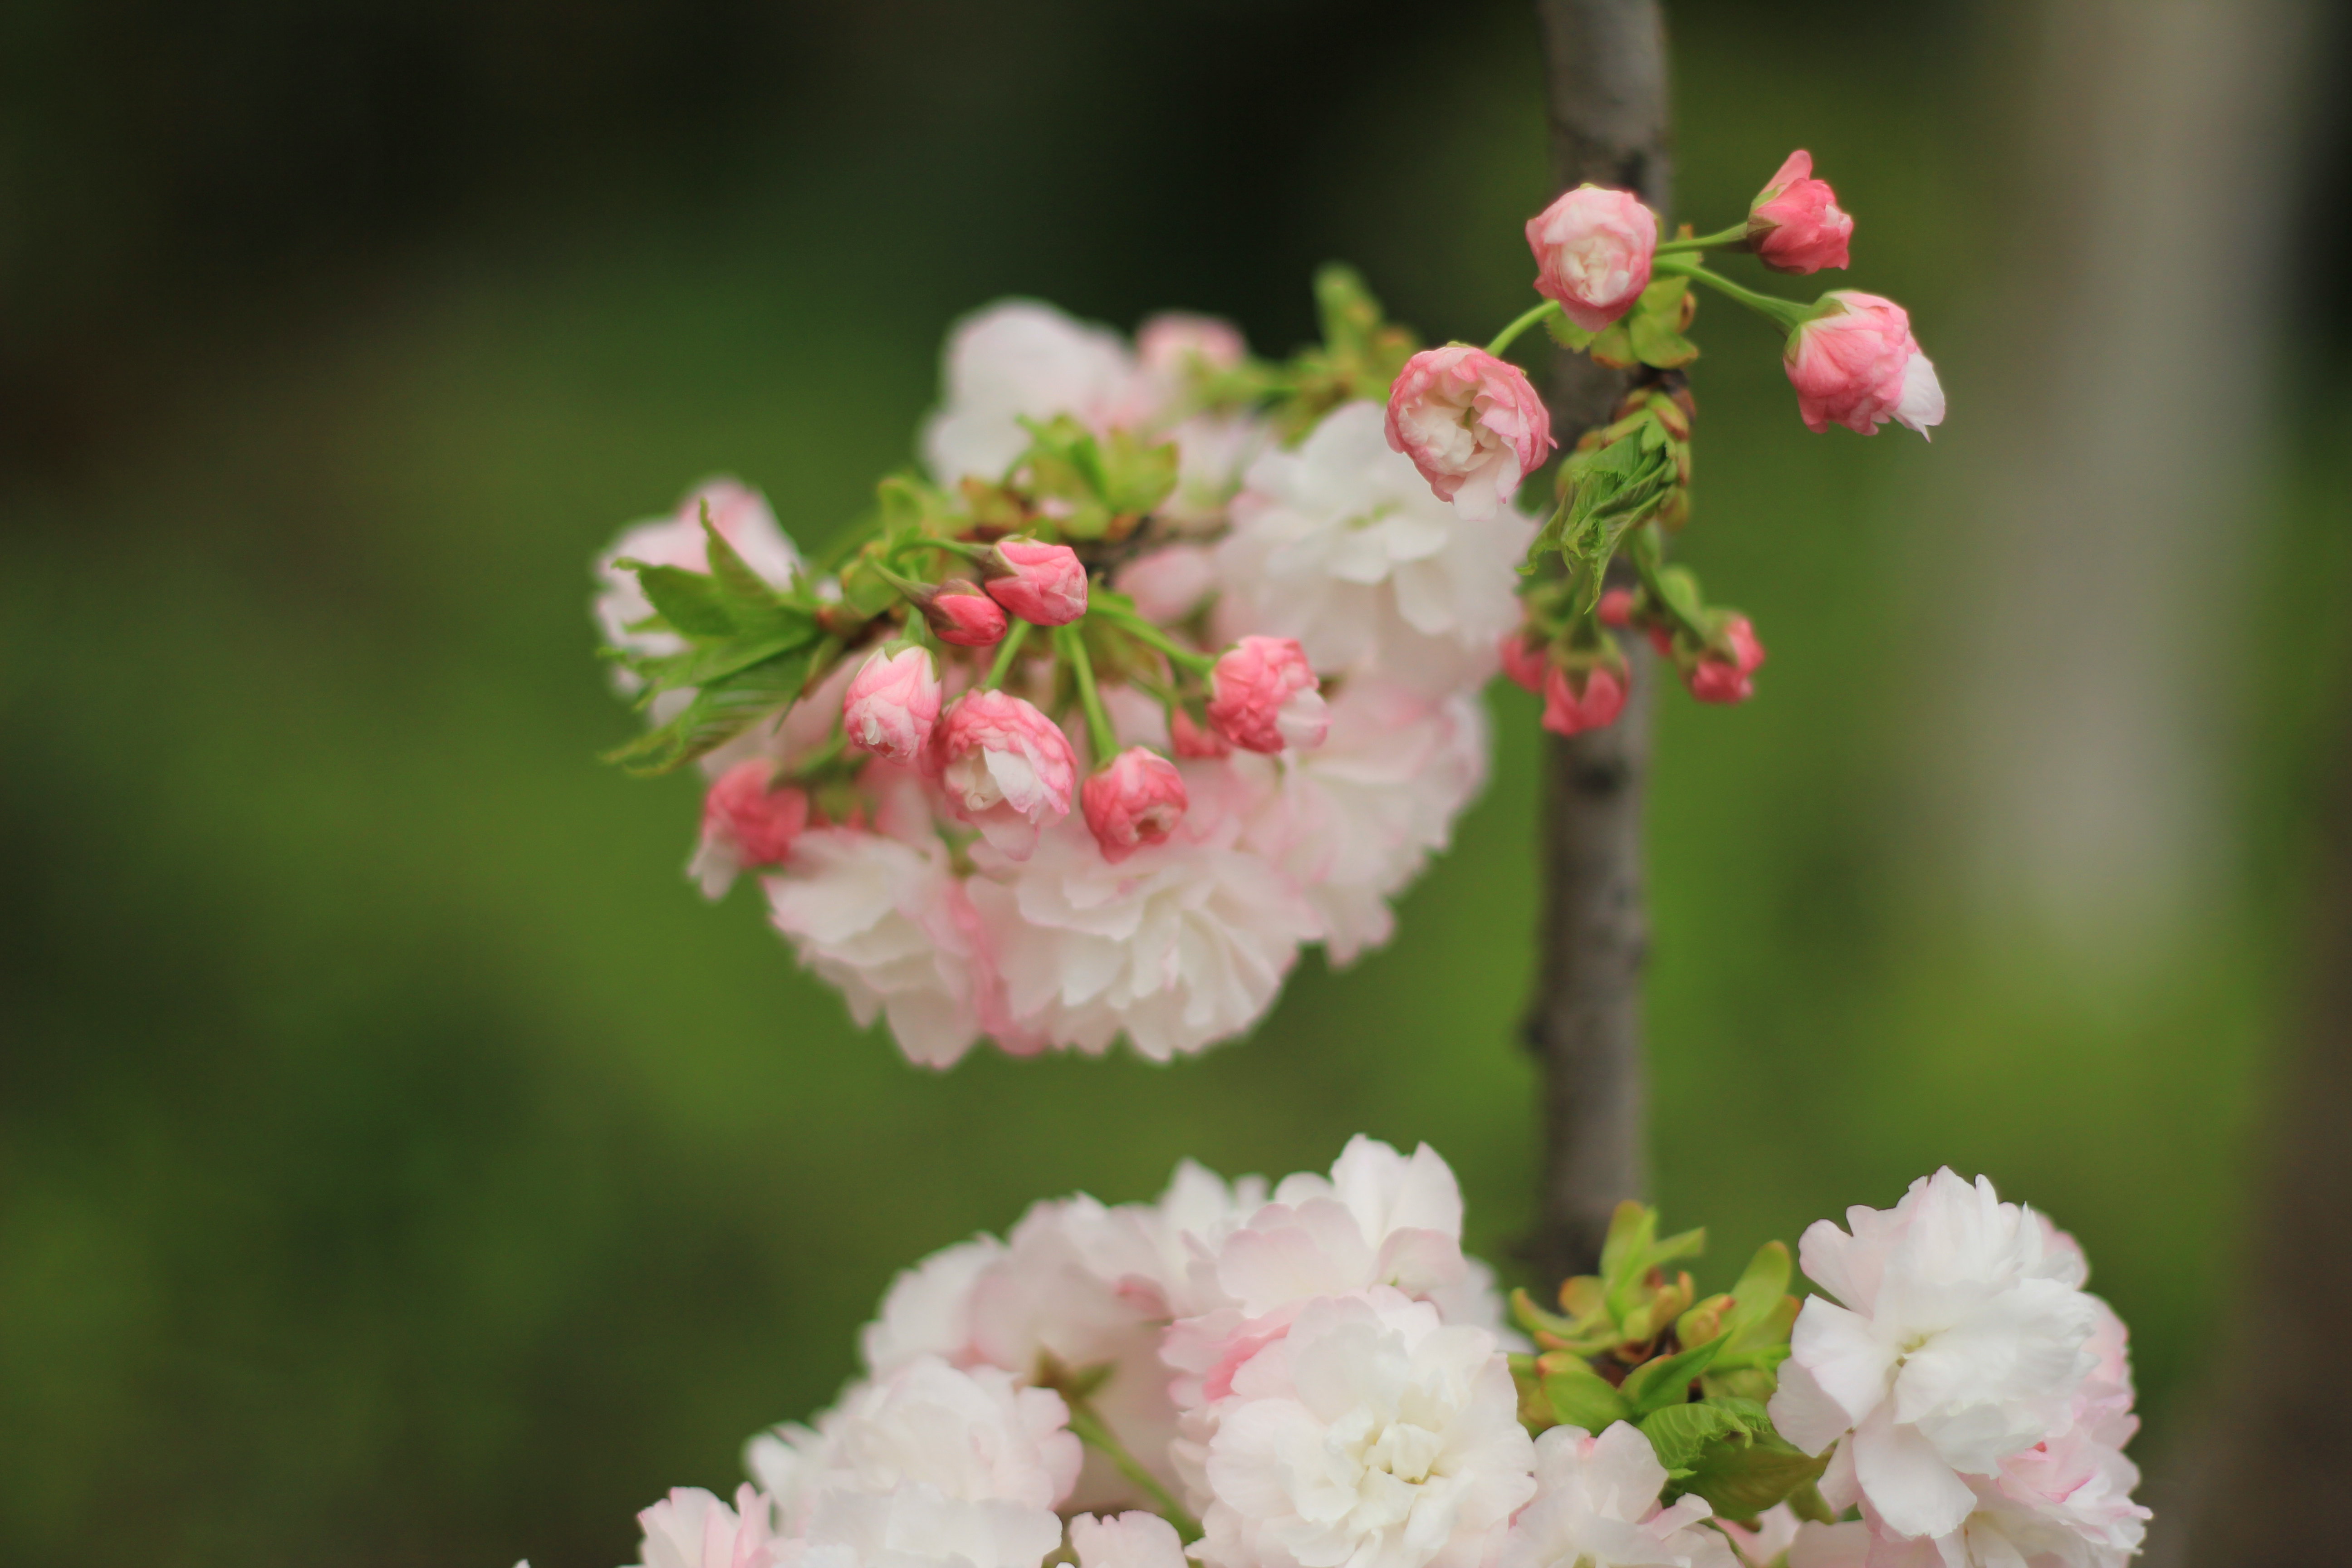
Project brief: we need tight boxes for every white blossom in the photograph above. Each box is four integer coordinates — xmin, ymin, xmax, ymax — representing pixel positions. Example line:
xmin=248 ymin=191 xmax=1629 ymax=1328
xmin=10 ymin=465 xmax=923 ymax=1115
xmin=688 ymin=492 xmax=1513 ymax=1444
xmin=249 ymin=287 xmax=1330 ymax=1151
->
xmin=767 ymin=828 xmax=1001 ymax=1069
xmin=922 ymin=302 xmax=1144 ymax=485
xmin=970 ymin=810 xmax=1318 ymax=1062
xmin=860 ymin=1235 xmax=1004 ymax=1375
xmin=1070 ymin=1512 xmax=1193 ymax=1568
xmin=632 ymin=1484 xmax=784 ymax=1568
xmin=1769 ymin=1171 xmax=2102 ymax=1541
xmin=1196 ymin=1288 xmax=1534 ymax=1568
xmin=1215 ymin=403 xmax=1530 ymax=692
xmin=1498 ymin=1423 xmax=1734 ymax=1568
xmin=778 ymin=1487 xmax=1064 ymax=1568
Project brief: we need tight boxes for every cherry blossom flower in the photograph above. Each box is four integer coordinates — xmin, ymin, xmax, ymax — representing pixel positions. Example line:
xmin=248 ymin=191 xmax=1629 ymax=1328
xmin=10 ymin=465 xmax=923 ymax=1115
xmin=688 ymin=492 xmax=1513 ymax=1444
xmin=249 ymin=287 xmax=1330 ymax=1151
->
xmin=844 ymin=647 xmax=944 ymax=765
xmin=692 ymin=762 xmax=810 ymax=898
xmin=1526 ymin=186 xmax=1659 ymax=332
xmin=1208 ymin=637 xmax=1328 ymax=754
xmin=1070 ymin=1513 xmax=1191 ymax=1568
xmin=970 ymin=813 xmax=1318 ymax=1062
xmin=1237 ymin=680 xmax=1488 ymax=965
xmin=1083 ymin=748 xmax=1190 ymax=862
xmin=1383 ymin=345 xmax=1556 ymax=520
xmin=1543 ymin=663 xmax=1627 ymax=736
xmin=1718 ymin=1505 xmax=1803 ymax=1568
xmin=1113 ymin=546 xmax=1220 ymax=624
xmin=595 ymin=480 xmax=800 ymax=689
xmin=923 ymin=302 xmax=1143 ymax=484
xmin=1685 ymin=617 xmax=1765 ymax=705
xmin=1784 ymin=293 xmax=1944 ymax=438
xmin=632 ymin=1484 xmax=784 ymax=1568
xmin=1747 ymin=150 xmax=1853 ymax=274
xmin=985 ymin=539 xmax=1090 ymax=626
xmin=765 ymin=828 xmax=1003 ymax=1068
xmin=936 ymin=691 xmax=1079 ymax=860
xmin=1768 ymin=1170 xmax=2102 ymax=1541
xmin=1217 ymin=403 xmax=1529 ymax=692
xmin=1499 ymin=1423 xmax=1734 ymax=1568
xmin=1195 ymin=1289 xmax=1534 ymax=1568
xmin=779 ymin=1488 xmax=1065 ymax=1568
xmin=1499 ymin=631 xmax=1550 ymax=694
xmin=924 ymin=582 xmax=1011 ymax=647
xmin=1137 ymin=314 xmax=1249 ymax=378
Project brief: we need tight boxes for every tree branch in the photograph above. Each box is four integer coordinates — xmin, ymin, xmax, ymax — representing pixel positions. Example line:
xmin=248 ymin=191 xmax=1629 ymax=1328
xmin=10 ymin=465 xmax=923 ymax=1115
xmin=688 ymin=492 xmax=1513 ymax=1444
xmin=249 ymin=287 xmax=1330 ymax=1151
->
xmin=1524 ymin=0 xmax=1672 ymax=1284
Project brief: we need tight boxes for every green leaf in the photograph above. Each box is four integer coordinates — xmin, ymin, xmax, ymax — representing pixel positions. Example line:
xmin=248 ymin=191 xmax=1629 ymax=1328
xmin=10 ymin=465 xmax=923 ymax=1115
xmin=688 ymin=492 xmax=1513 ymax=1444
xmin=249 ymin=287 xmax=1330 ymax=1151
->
xmin=837 ymin=558 xmax=902 ymax=618
xmin=701 ymin=510 xmax=787 ymax=604
xmin=1545 ymin=312 xmax=1599 ymax=351
xmin=1620 ymin=1331 xmax=1729 ymax=1417
xmin=1675 ymin=1430 xmax=1830 ymax=1521
xmin=1637 ymin=1400 xmax=1762 ymax=1475
xmin=1727 ymin=1241 xmax=1792 ymax=1323
xmin=1098 ymin=429 xmax=1181 ymax=516
xmin=626 ymin=562 xmax=748 ymax=637
xmin=626 ymin=628 xmax=816 ymax=694
xmin=1587 ymin=321 xmax=1637 ymax=368
xmin=1626 ymin=308 xmax=1699 ymax=370
xmin=1785 ymin=1479 xmax=1838 ymax=1525
xmin=1537 ymin=1354 xmax=1632 ymax=1435
xmin=603 ymin=643 xmax=827 ymax=775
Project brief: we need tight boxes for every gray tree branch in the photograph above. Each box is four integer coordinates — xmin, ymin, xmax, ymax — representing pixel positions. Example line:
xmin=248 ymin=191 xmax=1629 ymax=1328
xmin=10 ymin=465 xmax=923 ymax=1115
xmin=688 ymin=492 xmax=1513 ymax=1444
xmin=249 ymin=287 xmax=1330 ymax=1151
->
xmin=1524 ymin=0 xmax=1672 ymax=1283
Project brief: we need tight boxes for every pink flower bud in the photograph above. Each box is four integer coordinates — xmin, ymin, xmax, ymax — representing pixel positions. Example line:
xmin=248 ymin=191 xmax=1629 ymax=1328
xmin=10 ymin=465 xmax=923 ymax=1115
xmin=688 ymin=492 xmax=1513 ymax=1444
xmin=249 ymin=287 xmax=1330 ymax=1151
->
xmin=842 ymin=645 xmax=943 ymax=765
xmin=691 ymin=760 xmax=809 ymax=897
xmin=933 ymin=689 xmax=1078 ymax=859
xmin=1081 ymin=747 xmax=1190 ymax=862
xmin=1542 ymin=662 xmax=1627 ymax=737
xmin=924 ymin=580 xmax=1009 ymax=646
xmin=1784 ymin=292 xmax=1945 ymax=438
xmin=1384 ymin=345 xmax=1557 ymax=519
xmin=983 ymin=538 xmax=1089 ymax=626
xmin=1499 ymin=631 xmax=1549 ymax=695
xmin=1746 ymin=150 xmax=1853 ymax=274
xmin=1686 ymin=616 xmax=1767 ymax=705
xmin=1525 ymin=185 xmax=1659 ymax=332
xmin=1207 ymin=636 xmax=1328 ymax=754
xmin=1597 ymin=588 xmax=1637 ymax=628
xmin=1137 ymin=313 xmax=1248 ymax=375
xmin=1170 ymin=707 xmax=1232 ymax=760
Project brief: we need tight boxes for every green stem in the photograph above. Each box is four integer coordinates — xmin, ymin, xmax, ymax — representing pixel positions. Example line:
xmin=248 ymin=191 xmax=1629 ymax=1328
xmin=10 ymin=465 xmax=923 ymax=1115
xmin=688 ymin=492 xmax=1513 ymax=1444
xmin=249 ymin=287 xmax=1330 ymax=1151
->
xmin=1486 ymin=299 xmax=1565 ymax=357
xmin=982 ymin=619 xmax=1032 ymax=689
xmin=1092 ymin=603 xmax=1216 ymax=675
xmin=1653 ymin=221 xmax=1749 ymax=255
xmin=1627 ymin=522 xmax=1706 ymax=639
xmin=866 ymin=557 xmax=937 ymax=603
xmin=1055 ymin=624 xmax=1119 ymax=762
xmin=1063 ymin=1401 xmax=1202 ymax=1542
xmin=1651 ymin=256 xmax=1813 ymax=333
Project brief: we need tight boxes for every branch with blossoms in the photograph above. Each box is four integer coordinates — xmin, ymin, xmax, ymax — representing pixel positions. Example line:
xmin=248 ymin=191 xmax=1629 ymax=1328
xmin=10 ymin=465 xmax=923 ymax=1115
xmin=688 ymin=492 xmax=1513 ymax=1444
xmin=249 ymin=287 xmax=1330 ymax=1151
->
xmin=588 ymin=152 xmax=1941 ymax=1071
xmin=559 ymin=1147 xmax=2145 ymax=1568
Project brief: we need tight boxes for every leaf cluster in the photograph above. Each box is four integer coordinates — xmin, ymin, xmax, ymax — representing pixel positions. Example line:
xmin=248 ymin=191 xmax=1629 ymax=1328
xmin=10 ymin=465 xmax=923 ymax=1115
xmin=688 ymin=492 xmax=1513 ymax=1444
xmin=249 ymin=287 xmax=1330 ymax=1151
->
xmin=603 ymin=514 xmax=831 ymax=775
xmin=1196 ymin=265 xmax=1419 ymax=442
xmin=1546 ymin=274 xmax=1699 ymax=372
xmin=1530 ymin=390 xmax=1692 ymax=615
xmin=1508 ymin=1201 xmax=1825 ymax=1526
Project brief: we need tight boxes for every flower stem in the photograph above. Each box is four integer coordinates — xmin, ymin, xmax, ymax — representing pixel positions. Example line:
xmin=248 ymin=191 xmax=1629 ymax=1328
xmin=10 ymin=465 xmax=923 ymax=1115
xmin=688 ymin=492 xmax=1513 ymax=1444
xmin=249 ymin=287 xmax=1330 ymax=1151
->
xmin=1092 ymin=603 xmax=1216 ymax=675
xmin=1062 ymin=1399 xmax=1202 ymax=1542
xmin=1055 ymin=624 xmax=1119 ymax=762
xmin=1649 ymin=255 xmax=1812 ymax=333
xmin=982 ymin=619 xmax=1032 ymax=689
xmin=1653 ymin=222 xmax=1749 ymax=255
xmin=1486 ymin=299 xmax=1565 ymax=357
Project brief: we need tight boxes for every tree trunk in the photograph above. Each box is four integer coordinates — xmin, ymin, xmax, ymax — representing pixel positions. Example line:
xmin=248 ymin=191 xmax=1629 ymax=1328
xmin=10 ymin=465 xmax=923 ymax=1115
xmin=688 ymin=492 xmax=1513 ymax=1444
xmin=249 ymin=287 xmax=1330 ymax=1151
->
xmin=1524 ymin=0 xmax=1673 ymax=1284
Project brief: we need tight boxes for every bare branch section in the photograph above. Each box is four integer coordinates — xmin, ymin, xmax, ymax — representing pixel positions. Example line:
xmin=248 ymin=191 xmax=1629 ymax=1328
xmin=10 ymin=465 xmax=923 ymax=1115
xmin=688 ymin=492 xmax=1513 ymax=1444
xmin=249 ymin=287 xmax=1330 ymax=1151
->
xmin=1525 ymin=0 xmax=1672 ymax=1282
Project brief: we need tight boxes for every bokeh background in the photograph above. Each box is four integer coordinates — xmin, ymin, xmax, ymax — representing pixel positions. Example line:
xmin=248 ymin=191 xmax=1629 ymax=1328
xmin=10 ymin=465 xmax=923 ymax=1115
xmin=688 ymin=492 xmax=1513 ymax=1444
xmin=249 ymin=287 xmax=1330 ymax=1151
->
xmin=3 ymin=1 xmax=2345 ymax=1563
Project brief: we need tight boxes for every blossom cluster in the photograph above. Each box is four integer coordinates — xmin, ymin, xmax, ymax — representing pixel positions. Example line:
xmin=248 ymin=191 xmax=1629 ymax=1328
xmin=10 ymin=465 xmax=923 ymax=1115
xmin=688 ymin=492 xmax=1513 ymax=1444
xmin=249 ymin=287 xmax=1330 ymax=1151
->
xmin=591 ymin=148 xmax=1946 ymax=1069
xmin=574 ymin=1150 xmax=2143 ymax=1568
xmin=594 ymin=283 xmax=1514 ymax=1067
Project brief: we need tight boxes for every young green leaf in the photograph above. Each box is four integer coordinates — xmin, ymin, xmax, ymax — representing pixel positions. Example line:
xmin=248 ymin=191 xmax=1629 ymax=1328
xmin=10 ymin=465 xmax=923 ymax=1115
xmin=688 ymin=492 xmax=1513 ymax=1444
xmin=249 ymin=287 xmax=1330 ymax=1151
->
xmin=1619 ymin=1331 xmax=1730 ymax=1417
xmin=1537 ymin=1354 xmax=1632 ymax=1435
xmin=1637 ymin=1401 xmax=1761 ymax=1475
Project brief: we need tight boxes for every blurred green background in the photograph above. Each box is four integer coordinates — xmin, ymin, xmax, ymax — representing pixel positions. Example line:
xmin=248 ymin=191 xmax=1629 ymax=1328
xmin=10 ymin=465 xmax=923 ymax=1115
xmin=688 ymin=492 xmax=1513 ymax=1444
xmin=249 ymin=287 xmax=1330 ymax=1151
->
xmin=3 ymin=2 xmax=2345 ymax=1563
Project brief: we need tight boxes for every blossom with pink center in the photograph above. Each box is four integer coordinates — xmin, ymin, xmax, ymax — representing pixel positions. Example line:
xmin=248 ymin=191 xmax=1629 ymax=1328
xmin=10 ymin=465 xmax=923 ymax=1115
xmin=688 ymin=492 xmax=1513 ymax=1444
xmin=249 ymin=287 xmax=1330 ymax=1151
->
xmin=1526 ymin=185 xmax=1659 ymax=332
xmin=935 ymin=691 xmax=1078 ymax=859
xmin=1499 ymin=631 xmax=1549 ymax=694
xmin=922 ymin=300 xmax=1141 ymax=485
xmin=1383 ymin=345 xmax=1556 ymax=520
xmin=843 ymin=646 xmax=944 ymax=765
xmin=631 ymin=1484 xmax=782 ymax=1568
xmin=1747 ymin=150 xmax=1853 ymax=274
xmin=1543 ymin=662 xmax=1626 ymax=736
xmin=1784 ymin=292 xmax=1945 ymax=438
xmin=1685 ymin=617 xmax=1765 ymax=705
xmin=985 ymin=538 xmax=1090 ymax=626
xmin=1082 ymin=748 xmax=1189 ymax=862
xmin=1208 ymin=636 xmax=1328 ymax=754
xmin=925 ymin=581 xmax=1011 ymax=647
xmin=691 ymin=761 xmax=809 ymax=898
